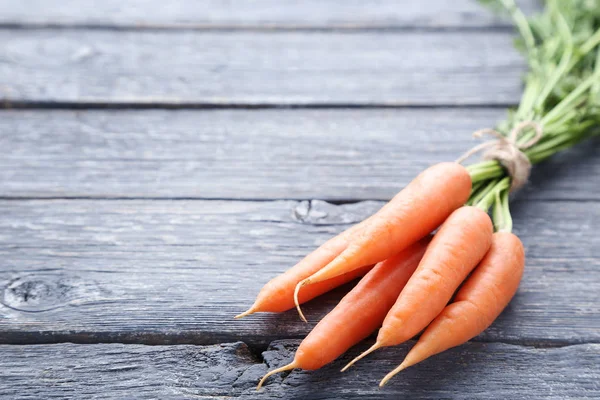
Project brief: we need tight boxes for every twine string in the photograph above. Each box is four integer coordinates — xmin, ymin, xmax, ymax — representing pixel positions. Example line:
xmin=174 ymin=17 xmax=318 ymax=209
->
xmin=457 ymin=121 xmax=544 ymax=191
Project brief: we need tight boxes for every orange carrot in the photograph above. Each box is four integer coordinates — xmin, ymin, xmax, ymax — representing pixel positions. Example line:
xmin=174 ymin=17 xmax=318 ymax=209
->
xmin=257 ymin=238 xmax=430 ymax=390
xmin=294 ymin=162 xmax=471 ymax=321
xmin=380 ymin=232 xmax=525 ymax=386
xmin=343 ymin=206 xmax=493 ymax=370
xmin=236 ymin=215 xmax=372 ymax=318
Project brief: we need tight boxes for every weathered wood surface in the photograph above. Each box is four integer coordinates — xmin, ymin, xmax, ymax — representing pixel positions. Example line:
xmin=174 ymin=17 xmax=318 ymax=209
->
xmin=1 ymin=341 xmax=598 ymax=399
xmin=1 ymin=0 xmax=598 ymax=397
xmin=0 ymin=0 xmax=538 ymax=29
xmin=2 ymin=109 xmax=598 ymax=200
xmin=1 ymin=199 xmax=598 ymax=346
xmin=0 ymin=30 xmax=524 ymax=106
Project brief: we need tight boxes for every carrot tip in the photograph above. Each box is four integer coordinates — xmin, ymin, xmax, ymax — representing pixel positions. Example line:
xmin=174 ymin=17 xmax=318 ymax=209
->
xmin=341 ymin=343 xmax=382 ymax=372
xmin=293 ymin=280 xmax=309 ymax=323
xmin=234 ymin=307 xmax=256 ymax=319
xmin=379 ymin=362 xmax=407 ymax=387
xmin=256 ymin=362 xmax=298 ymax=391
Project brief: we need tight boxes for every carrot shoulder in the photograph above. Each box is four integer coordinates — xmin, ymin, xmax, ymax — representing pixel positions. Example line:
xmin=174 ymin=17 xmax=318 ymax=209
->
xmin=343 ymin=206 xmax=493 ymax=369
xmin=294 ymin=162 xmax=471 ymax=320
xmin=257 ymin=238 xmax=430 ymax=390
xmin=380 ymin=232 xmax=525 ymax=385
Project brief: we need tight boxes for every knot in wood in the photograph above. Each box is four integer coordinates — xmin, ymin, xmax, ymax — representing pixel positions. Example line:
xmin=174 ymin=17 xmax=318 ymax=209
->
xmin=2 ymin=275 xmax=104 ymax=312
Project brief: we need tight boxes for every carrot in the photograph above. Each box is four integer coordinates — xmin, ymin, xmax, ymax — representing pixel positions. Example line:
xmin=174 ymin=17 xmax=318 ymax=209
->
xmin=380 ymin=232 xmax=525 ymax=386
xmin=235 ymin=215 xmax=373 ymax=318
xmin=342 ymin=206 xmax=493 ymax=370
xmin=294 ymin=162 xmax=471 ymax=321
xmin=257 ymin=238 xmax=430 ymax=390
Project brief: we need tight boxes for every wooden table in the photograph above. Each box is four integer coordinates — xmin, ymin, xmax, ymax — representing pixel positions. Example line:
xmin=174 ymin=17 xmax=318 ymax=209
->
xmin=1 ymin=1 xmax=599 ymax=398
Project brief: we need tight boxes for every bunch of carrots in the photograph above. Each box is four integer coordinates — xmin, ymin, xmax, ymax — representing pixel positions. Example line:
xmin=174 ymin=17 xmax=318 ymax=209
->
xmin=236 ymin=0 xmax=600 ymax=390
xmin=237 ymin=163 xmax=524 ymax=388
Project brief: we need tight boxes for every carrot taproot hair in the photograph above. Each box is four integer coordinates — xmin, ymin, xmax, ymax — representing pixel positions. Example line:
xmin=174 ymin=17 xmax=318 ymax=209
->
xmin=380 ymin=232 xmax=525 ymax=386
xmin=343 ymin=206 xmax=493 ymax=370
xmin=257 ymin=238 xmax=430 ymax=390
xmin=294 ymin=162 xmax=472 ymax=321
xmin=236 ymin=215 xmax=373 ymax=318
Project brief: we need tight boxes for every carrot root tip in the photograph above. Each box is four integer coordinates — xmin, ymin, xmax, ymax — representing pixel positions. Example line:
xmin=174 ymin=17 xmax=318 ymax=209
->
xmin=379 ymin=362 xmax=408 ymax=387
xmin=234 ymin=307 xmax=256 ymax=319
xmin=256 ymin=362 xmax=298 ymax=391
xmin=293 ymin=280 xmax=309 ymax=323
xmin=341 ymin=343 xmax=382 ymax=372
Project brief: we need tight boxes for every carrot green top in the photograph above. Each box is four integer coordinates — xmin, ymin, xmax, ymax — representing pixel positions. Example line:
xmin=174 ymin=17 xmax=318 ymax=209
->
xmin=465 ymin=0 xmax=600 ymax=231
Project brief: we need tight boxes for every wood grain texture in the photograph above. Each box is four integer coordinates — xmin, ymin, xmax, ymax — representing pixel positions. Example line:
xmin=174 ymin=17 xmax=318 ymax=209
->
xmin=0 ymin=30 xmax=524 ymax=105
xmin=0 ymin=199 xmax=598 ymax=346
xmin=2 ymin=109 xmax=598 ymax=200
xmin=0 ymin=342 xmax=262 ymax=399
xmin=1 ymin=340 xmax=598 ymax=399
xmin=0 ymin=0 xmax=594 ymax=396
xmin=0 ymin=0 xmax=539 ymax=29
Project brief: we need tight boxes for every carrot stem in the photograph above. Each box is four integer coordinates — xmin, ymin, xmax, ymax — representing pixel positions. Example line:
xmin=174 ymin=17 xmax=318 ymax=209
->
xmin=467 ymin=163 xmax=504 ymax=183
xmin=469 ymin=181 xmax=485 ymax=199
xmin=468 ymin=179 xmax=498 ymax=206
xmin=493 ymin=188 xmax=513 ymax=233
xmin=475 ymin=178 xmax=510 ymax=212
xmin=492 ymin=189 xmax=505 ymax=232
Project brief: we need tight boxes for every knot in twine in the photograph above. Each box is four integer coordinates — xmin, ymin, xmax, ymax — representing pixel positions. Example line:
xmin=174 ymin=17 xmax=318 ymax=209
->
xmin=457 ymin=121 xmax=543 ymax=192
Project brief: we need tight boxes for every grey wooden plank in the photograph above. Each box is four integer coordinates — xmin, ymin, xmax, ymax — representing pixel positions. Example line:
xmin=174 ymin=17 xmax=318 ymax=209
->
xmin=0 ymin=340 xmax=598 ymax=399
xmin=0 ymin=0 xmax=539 ymax=29
xmin=258 ymin=340 xmax=600 ymax=400
xmin=2 ymin=109 xmax=598 ymax=200
xmin=0 ymin=30 xmax=523 ymax=105
xmin=0 ymin=199 xmax=598 ymax=345
xmin=0 ymin=342 xmax=261 ymax=399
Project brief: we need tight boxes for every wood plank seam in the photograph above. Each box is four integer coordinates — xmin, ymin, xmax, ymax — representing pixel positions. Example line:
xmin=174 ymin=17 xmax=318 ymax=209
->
xmin=1 ymin=101 xmax=519 ymax=110
xmin=0 ymin=331 xmax=597 ymax=348
xmin=0 ymin=23 xmax=518 ymax=33
xmin=0 ymin=197 xmax=596 ymax=203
